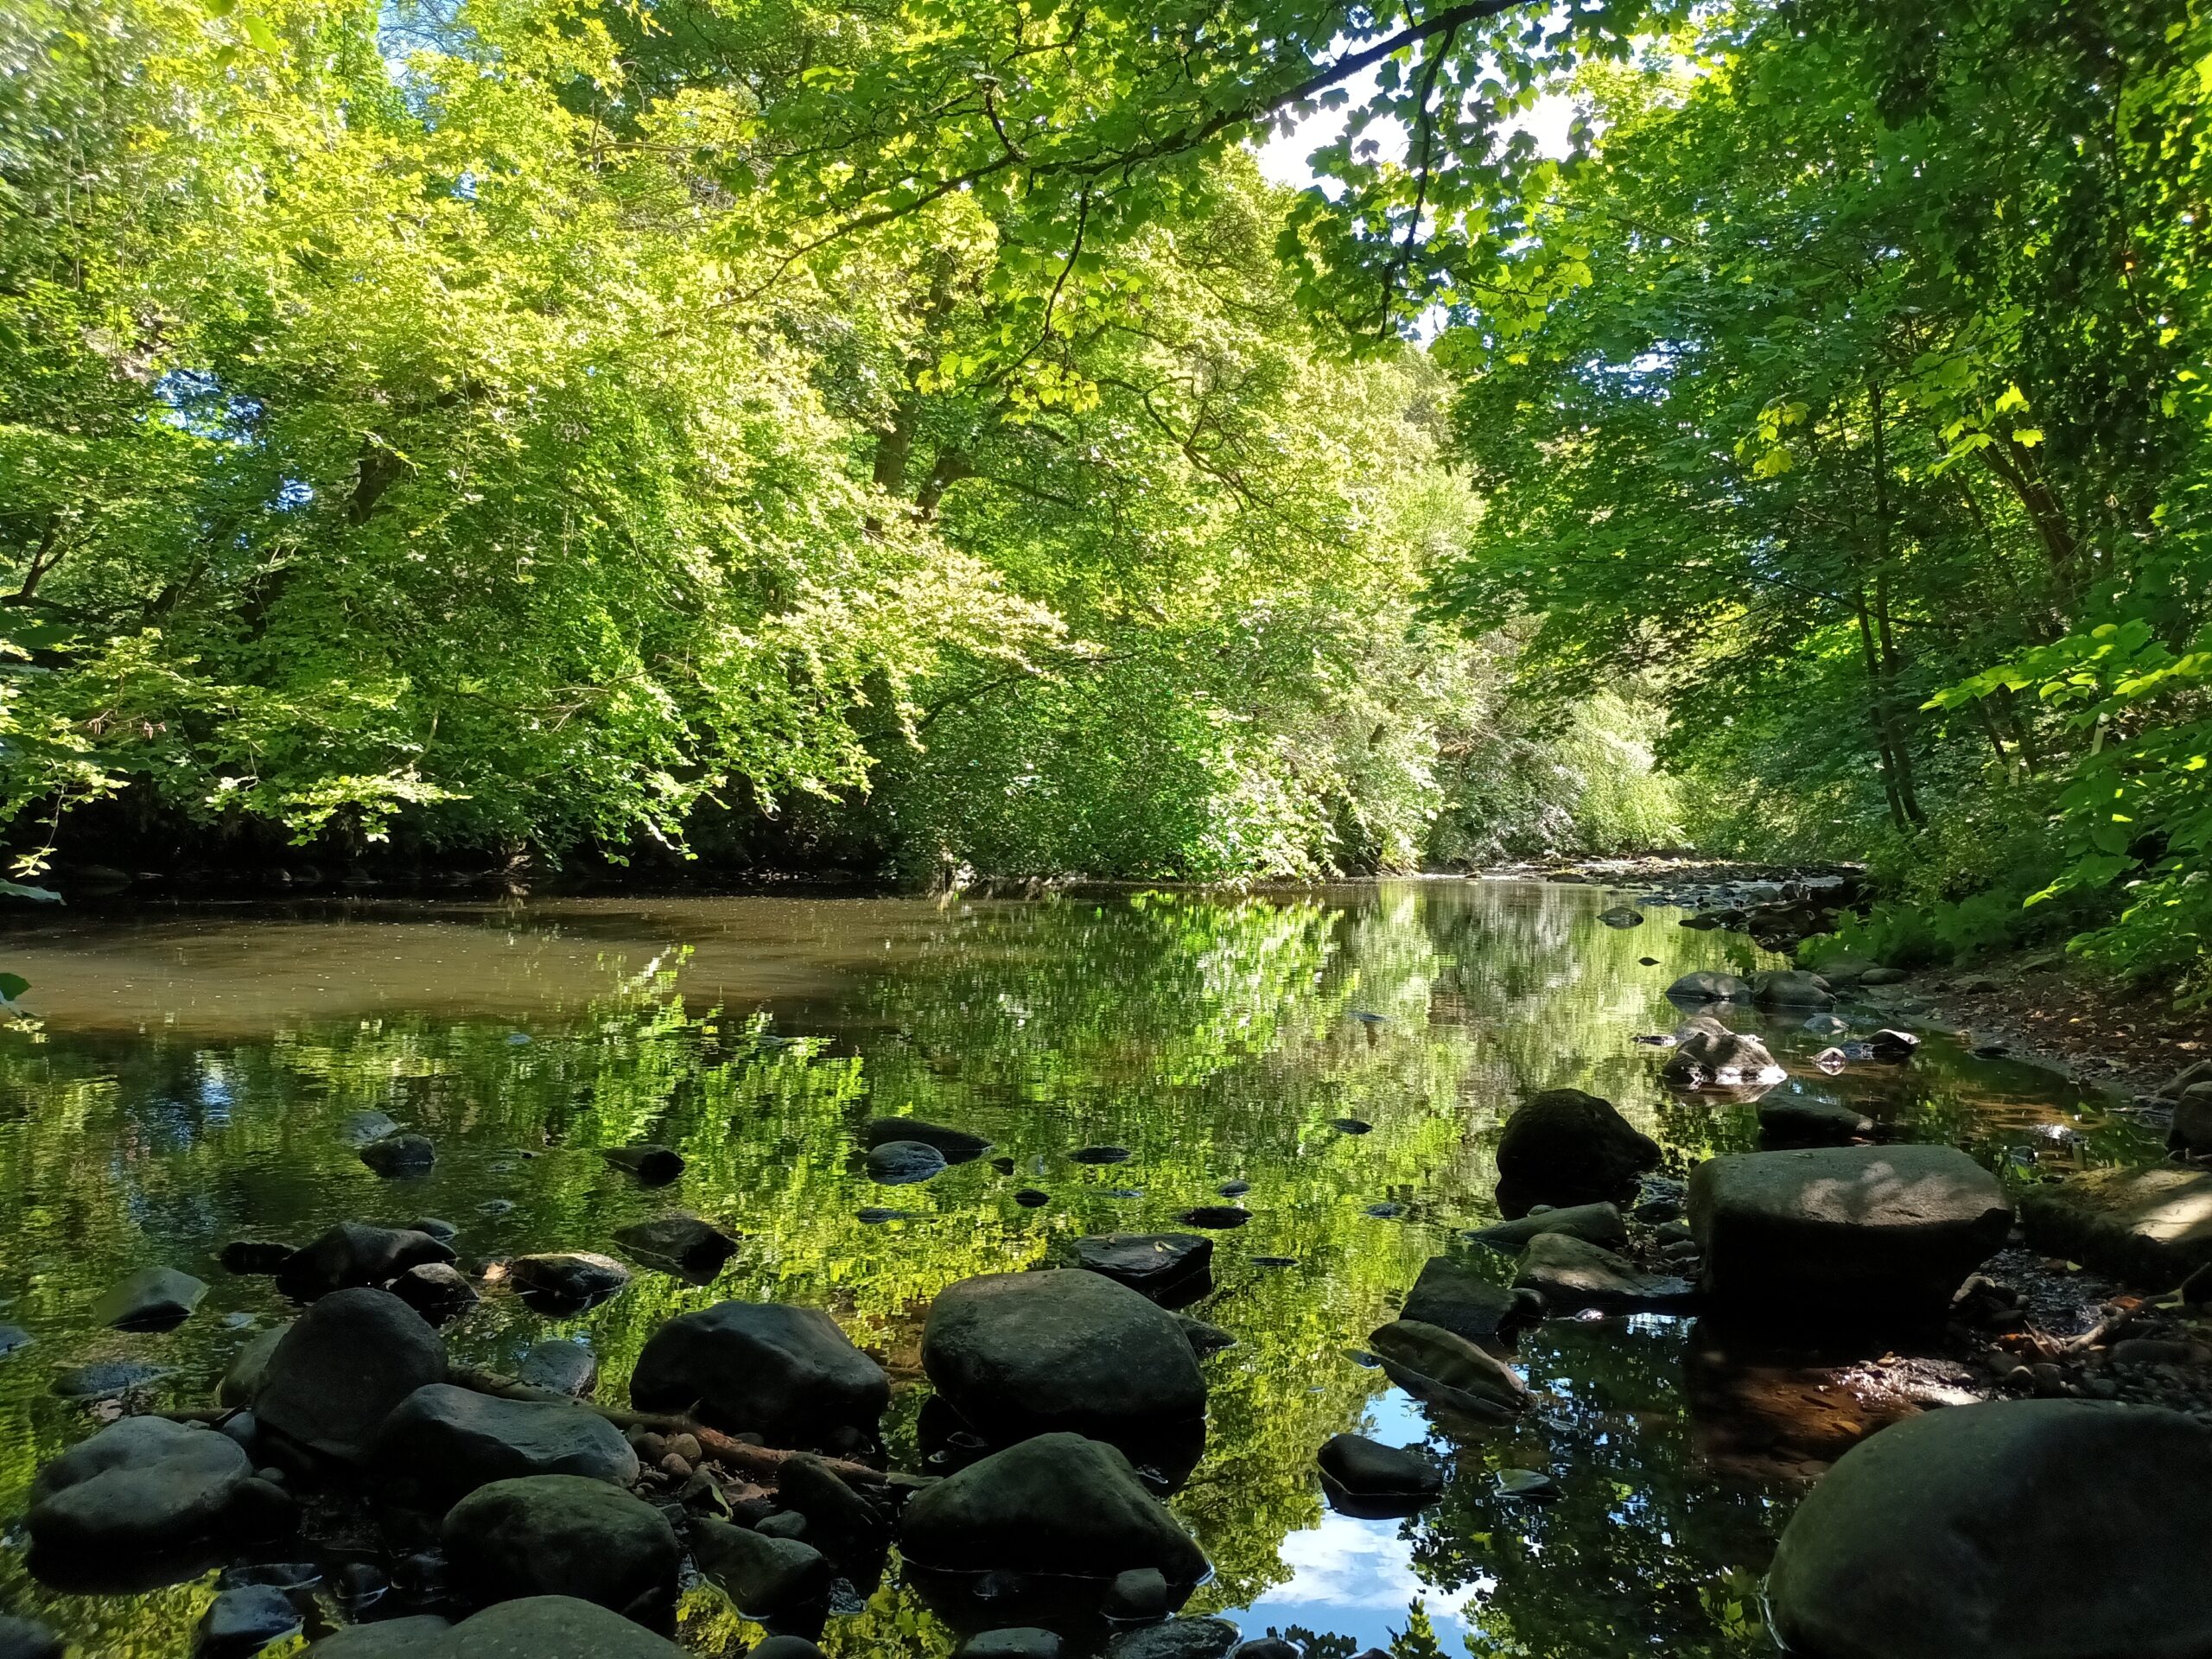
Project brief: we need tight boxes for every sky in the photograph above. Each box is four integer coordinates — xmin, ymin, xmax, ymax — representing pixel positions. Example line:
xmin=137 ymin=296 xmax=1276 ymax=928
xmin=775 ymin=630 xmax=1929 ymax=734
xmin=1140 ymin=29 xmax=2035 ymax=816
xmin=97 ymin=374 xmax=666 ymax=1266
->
xmin=1254 ymin=68 xmax=1580 ymax=192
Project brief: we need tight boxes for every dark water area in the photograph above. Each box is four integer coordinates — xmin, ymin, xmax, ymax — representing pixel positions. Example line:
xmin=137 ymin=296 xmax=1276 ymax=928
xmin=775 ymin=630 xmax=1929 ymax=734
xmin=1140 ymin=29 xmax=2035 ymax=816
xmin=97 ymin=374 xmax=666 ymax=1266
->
xmin=0 ymin=880 xmax=2155 ymax=1656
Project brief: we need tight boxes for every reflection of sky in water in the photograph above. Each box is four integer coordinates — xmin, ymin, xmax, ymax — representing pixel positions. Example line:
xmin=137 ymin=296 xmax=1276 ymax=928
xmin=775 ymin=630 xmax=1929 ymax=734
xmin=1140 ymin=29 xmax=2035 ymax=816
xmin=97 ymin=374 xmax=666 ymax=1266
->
xmin=1236 ymin=1388 xmax=1496 ymax=1649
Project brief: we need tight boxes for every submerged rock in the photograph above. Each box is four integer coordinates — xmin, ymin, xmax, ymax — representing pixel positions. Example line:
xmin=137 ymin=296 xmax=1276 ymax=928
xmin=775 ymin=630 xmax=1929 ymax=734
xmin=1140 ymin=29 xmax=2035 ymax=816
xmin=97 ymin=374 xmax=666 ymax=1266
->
xmin=601 ymin=1144 xmax=684 ymax=1185
xmin=1465 ymin=1202 xmax=1627 ymax=1253
xmin=1070 ymin=1146 xmax=1132 ymax=1165
xmin=28 ymin=1416 xmax=251 ymax=1556
xmin=1176 ymin=1205 xmax=1249 ymax=1230
xmin=629 ymin=1300 xmax=887 ymax=1445
xmin=864 ymin=1117 xmax=992 ymax=1160
xmin=359 ymin=1134 xmax=437 ymax=1178
xmin=1688 ymin=1146 xmax=2012 ymax=1315
xmin=867 ymin=1140 xmax=949 ymax=1185
xmin=220 ymin=1240 xmax=296 ymax=1276
xmin=1866 ymin=1027 xmax=1921 ymax=1063
xmin=691 ymin=1516 xmax=832 ymax=1617
xmin=52 ymin=1360 xmax=169 ymax=1400
xmin=507 ymin=1252 xmax=630 ymax=1309
xmin=2020 ymin=1166 xmax=2212 ymax=1287
xmin=390 ymin=1262 xmax=478 ymax=1323
xmin=196 ymin=1584 xmax=302 ymax=1658
xmin=92 ymin=1267 xmax=207 ymax=1332
xmin=277 ymin=1223 xmax=455 ymax=1302
xmin=899 ymin=1432 xmax=1207 ymax=1583
xmin=442 ymin=1476 xmax=679 ymax=1619
xmin=1769 ymin=1400 xmax=2212 ymax=1659
xmin=1666 ymin=970 xmax=1750 ymax=1003
xmin=1398 ymin=1255 xmax=1535 ymax=1345
xmin=374 ymin=1383 xmax=638 ymax=1503
xmin=254 ymin=1288 xmax=448 ymax=1465
xmin=1512 ymin=1233 xmax=1694 ymax=1311
xmin=612 ymin=1215 xmax=737 ymax=1278
xmin=1365 ymin=1320 xmax=1526 ymax=1420
xmin=1597 ymin=906 xmax=1643 ymax=928
xmin=1750 ymin=969 xmax=1834 ymax=1010
xmin=337 ymin=1111 xmax=403 ymax=1147
xmin=1758 ymin=1098 xmax=1875 ymax=1147
xmin=1070 ymin=1234 xmax=1214 ymax=1300
xmin=1494 ymin=1090 xmax=1661 ymax=1212
xmin=1316 ymin=1433 xmax=1440 ymax=1510
xmin=516 ymin=1341 xmax=598 ymax=1398
xmin=1661 ymin=1018 xmax=1785 ymax=1089
xmin=922 ymin=1270 xmax=1205 ymax=1448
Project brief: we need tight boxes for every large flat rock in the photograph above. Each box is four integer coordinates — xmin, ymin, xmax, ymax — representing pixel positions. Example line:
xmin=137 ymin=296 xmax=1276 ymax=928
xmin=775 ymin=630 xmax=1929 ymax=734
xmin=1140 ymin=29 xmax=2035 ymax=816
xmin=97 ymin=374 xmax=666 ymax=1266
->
xmin=2020 ymin=1165 xmax=2212 ymax=1288
xmin=1688 ymin=1145 xmax=2011 ymax=1314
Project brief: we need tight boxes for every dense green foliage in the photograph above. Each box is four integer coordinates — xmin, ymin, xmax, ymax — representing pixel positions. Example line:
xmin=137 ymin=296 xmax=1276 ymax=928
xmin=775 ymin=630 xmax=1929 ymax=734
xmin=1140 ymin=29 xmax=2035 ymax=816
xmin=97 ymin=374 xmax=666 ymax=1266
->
xmin=3 ymin=0 xmax=2206 ymax=986
xmin=1433 ymin=0 xmax=2212 ymax=991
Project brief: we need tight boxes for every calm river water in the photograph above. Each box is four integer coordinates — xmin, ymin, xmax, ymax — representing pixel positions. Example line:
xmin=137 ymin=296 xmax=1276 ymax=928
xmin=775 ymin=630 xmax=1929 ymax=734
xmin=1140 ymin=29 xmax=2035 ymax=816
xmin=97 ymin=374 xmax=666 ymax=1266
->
xmin=0 ymin=880 xmax=2151 ymax=1656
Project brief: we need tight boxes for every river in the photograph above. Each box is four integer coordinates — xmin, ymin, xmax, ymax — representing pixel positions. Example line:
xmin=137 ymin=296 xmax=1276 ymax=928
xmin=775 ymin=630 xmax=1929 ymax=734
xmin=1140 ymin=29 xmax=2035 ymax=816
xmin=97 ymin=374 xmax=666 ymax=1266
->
xmin=0 ymin=880 xmax=2149 ymax=1656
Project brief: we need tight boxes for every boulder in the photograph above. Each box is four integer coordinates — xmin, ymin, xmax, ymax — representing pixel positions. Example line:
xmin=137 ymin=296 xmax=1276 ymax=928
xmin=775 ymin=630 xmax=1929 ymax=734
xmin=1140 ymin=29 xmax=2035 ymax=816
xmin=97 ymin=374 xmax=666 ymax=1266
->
xmin=1177 ymin=1316 xmax=1236 ymax=1357
xmin=864 ymin=1118 xmax=991 ymax=1160
xmin=1465 ymin=1202 xmax=1627 ymax=1253
xmin=1398 ymin=1255 xmax=1535 ymax=1345
xmin=390 ymin=1262 xmax=478 ymax=1323
xmin=517 ymin=1341 xmax=598 ymax=1398
xmin=1688 ymin=1146 xmax=2012 ymax=1314
xmin=866 ymin=1140 xmax=948 ymax=1185
xmin=1866 ymin=1028 xmax=1921 ymax=1063
xmin=197 ymin=1584 xmax=302 ymax=1657
xmin=373 ymin=1383 xmax=638 ymax=1503
xmin=2170 ymin=1084 xmax=2212 ymax=1155
xmin=1316 ymin=1434 xmax=1440 ymax=1509
xmin=612 ymin=1215 xmax=737 ymax=1278
xmin=221 ymin=1240 xmax=297 ymax=1276
xmin=1758 ymin=1098 xmax=1875 ymax=1147
xmin=1768 ymin=1400 xmax=2212 ymax=1659
xmin=601 ymin=1144 xmax=683 ymax=1185
xmin=28 ymin=1416 xmax=251 ymax=1555
xmin=1750 ymin=969 xmax=1834 ymax=1010
xmin=255 ymin=1287 xmax=448 ymax=1464
xmin=629 ymin=1300 xmax=887 ymax=1445
xmin=1597 ymin=906 xmax=1643 ymax=928
xmin=1666 ymin=970 xmax=1750 ymax=1003
xmin=1365 ymin=1320 xmax=1526 ymax=1420
xmin=2020 ymin=1166 xmax=2212 ymax=1288
xmin=442 ymin=1476 xmax=679 ymax=1619
xmin=338 ymin=1110 xmax=403 ymax=1146
xmin=958 ymin=1631 xmax=1063 ymax=1659
xmin=899 ymin=1432 xmax=1206 ymax=1583
xmin=277 ymin=1223 xmax=455 ymax=1301
xmin=690 ymin=1516 xmax=832 ymax=1616
xmin=922 ymin=1270 xmax=1205 ymax=1447
xmin=92 ymin=1266 xmax=207 ymax=1331
xmin=2164 ymin=1059 xmax=2212 ymax=1100
xmin=507 ymin=1252 xmax=629 ymax=1309
xmin=1661 ymin=1018 xmax=1785 ymax=1089
xmin=303 ymin=1615 xmax=452 ymax=1657
xmin=1070 ymin=1234 xmax=1214 ymax=1300
xmin=1494 ymin=1090 xmax=1661 ymax=1212
xmin=1512 ymin=1233 xmax=1694 ymax=1310
xmin=360 ymin=1134 xmax=437 ymax=1177
xmin=1108 ymin=1618 xmax=1240 ymax=1659
xmin=425 ymin=1597 xmax=684 ymax=1658
xmin=219 ymin=1325 xmax=289 ymax=1408
xmin=777 ymin=1452 xmax=887 ymax=1571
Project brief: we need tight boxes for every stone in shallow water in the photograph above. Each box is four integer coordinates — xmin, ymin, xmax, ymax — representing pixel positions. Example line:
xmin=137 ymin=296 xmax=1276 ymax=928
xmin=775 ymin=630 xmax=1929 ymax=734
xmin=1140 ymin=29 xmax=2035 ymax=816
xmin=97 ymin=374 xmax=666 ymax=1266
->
xmin=276 ymin=1223 xmax=454 ymax=1301
xmin=53 ymin=1360 xmax=168 ymax=1399
xmin=1465 ymin=1202 xmax=1627 ymax=1254
xmin=1316 ymin=1433 xmax=1440 ymax=1506
xmin=1365 ymin=1320 xmax=1526 ymax=1420
xmin=389 ymin=1263 xmax=478 ymax=1323
xmin=507 ymin=1252 xmax=630 ymax=1308
xmin=442 ymin=1476 xmax=680 ymax=1618
xmin=221 ymin=1241 xmax=296 ymax=1276
xmin=1108 ymin=1618 xmax=1240 ymax=1659
xmin=92 ymin=1267 xmax=207 ymax=1332
xmin=517 ymin=1340 xmax=598 ymax=1398
xmin=1758 ymin=1098 xmax=1875 ymax=1147
xmin=1513 ymin=1233 xmax=1693 ymax=1311
xmin=1332 ymin=1117 xmax=1372 ymax=1135
xmin=337 ymin=1110 xmax=402 ymax=1147
xmin=1598 ymin=906 xmax=1643 ymax=928
xmin=2021 ymin=1165 xmax=2212 ymax=1288
xmin=1769 ymin=1400 xmax=2212 ymax=1659
xmin=692 ymin=1516 xmax=833 ymax=1616
xmin=302 ymin=1615 xmax=450 ymax=1657
xmin=865 ymin=1117 xmax=992 ymax=1160
xmin=1688 ymin=1146 xmax=2011 ymax=1315
xmin=1176 ymin=1205 xmax=1249 ymax=1230
xmin=629 ymin=1300 xmax=886 ymax=1445
xmin=196 ymin=1583 xmax=303 ymax=1658
xmin=359 ymin=1133 xmax=437 ymax=1178
xmin=1494 ymin=1091 xmax=1660 ymax=1212
xmin=957 ymin=1631 xmax=1063 ymax=1659
xmin=613 ymin=1214 xmax=737 ymax=1276
xmin=867 ymin=1139 xmax=948 ymax=1185
xmin=923 ymin=1270 xmax=1205 ymax=1446
xmin=1399 ymin=1255 xmax=1530 ymax=1345
xmin=254 ymin=1288 xmax=447 ymax=1465
xmin=1014 ymin=1188 xmax=1051 ymax=1208
xmin=899 ymin=1432 xmax=1207 ymax=1582
xmin=1071 ymin=1234 xmax=1213 ymax=1300
xmin=350 ymin=1597 xmax=683 ymax=1657
xmin=28 ymin=1415 xmax=251 ymax=1555
xmin=1070 ymin=1146 xmax=1131 ymax=1165
xmin=1666 ymin=970 xmax=1750 ymax=1002
xmin=373 ymin=1382 xmax=638 ymax=1502
xmin=601 ymin=1143 xmax=684 ymax=1185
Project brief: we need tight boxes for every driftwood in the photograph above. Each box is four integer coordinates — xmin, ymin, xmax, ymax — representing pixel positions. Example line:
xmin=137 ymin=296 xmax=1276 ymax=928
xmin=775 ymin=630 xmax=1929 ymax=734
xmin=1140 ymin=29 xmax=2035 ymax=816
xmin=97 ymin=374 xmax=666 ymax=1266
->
xmin=448 ymin=1365 xmax=885 ymax=1489
xmin=153 ymin=1369 xmax=885 ymax=1493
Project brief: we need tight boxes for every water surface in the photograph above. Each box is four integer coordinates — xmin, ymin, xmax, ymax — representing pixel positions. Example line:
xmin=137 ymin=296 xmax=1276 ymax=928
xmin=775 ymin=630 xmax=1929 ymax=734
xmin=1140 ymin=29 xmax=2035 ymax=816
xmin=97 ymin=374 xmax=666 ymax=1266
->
xmin=0 ymin=881 xmax=2145 ymax=1656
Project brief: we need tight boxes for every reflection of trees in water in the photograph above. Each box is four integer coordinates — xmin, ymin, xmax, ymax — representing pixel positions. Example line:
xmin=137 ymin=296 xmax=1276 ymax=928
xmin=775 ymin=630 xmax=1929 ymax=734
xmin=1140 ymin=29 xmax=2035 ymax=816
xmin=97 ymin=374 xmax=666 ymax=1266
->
xmin=0 ymin=883 xmax=2131 ymax=1656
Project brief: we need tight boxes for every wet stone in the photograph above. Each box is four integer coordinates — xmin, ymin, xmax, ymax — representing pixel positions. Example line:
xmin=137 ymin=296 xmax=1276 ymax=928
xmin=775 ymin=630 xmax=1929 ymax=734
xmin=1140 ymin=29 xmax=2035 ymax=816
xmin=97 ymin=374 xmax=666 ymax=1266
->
xmin=54 ymin=1360 xmax=169 ymax=1399
xmin=1177 ymin=1205 xmax=1249 ymax=1230
xmin=957 ymin=1631 xmax=1064 ymax=1659
xmin=195 ymin=1584 xmax=302 ymax=1658
xmin=865 ymin=1118 xmax=992 ymax=1160
xmin=359 ymin=1134 xmax=436 ymax=1178
xmin=867 ymin=1139 xmax=949 ymax=1185
xmin=1070 ymin=1147 xmax=1132 ymax=1165
xmin=1108 ymin=1618 xmax=1241 ymax=1659
xmin=517 ymin=1340 xmax=598 ymax=1397
xmin=92 ymin=1267 xmax=207 ymax=1332
xmin=601 ymin=1143 xmax=684 ymax=1185
xmin=613 ymin=1214 xmax=738 ymax=1277
xmin=508 ymin=1251 xmax=630 ymax=1308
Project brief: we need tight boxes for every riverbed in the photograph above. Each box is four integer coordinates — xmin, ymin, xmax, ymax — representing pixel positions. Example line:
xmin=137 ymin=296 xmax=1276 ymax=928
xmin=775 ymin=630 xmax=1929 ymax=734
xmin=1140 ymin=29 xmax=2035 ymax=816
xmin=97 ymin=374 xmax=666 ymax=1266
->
xmin=0 ymin=880 xmax=2152 ymax=1656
